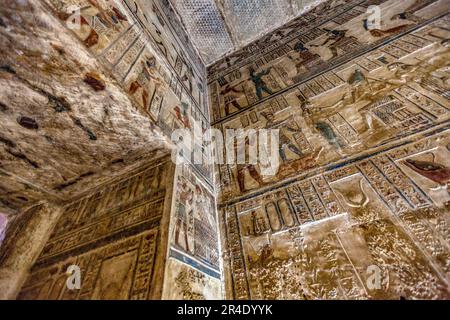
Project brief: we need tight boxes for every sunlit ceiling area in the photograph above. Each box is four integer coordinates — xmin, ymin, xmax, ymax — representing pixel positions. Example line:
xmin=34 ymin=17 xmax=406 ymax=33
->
xmin=168 ymin=0 xmax=326 ymax=65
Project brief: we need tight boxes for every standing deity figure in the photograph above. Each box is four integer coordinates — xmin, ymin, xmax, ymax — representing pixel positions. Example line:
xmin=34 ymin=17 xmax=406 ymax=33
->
xmin=181 ymin=66 xmax=194 ymax=94
xmin=326 ymin=69 xmax=375 ymax=112
xmin=347 ymin=69 xmax=373 ymax=103
xmin=290 ymin=41 xmax=323 ymax=72
xmin=297 ymin=95 xmax=314 ymax=120
xmin=251 ymin=211 xmax=267 ymax=236
xmin=195 ymin=185 xmax=215 ymax=227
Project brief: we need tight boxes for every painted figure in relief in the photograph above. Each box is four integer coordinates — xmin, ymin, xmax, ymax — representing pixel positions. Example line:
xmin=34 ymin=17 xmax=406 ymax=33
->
xmin=314 ymin=121 xmax=345 ymax=152
xmin=249 ymin=67 xmax=273 ymax=100
xmin=195 ymin=185 xmax=215 ymax=227
xmin=172 ymin=166 xmax=219 ymax=267
xmin=386 ymin=60 xmax=448 ymax=96
xmin=347 ymin=69 xmax=374 ymax=103
xmin=174 ymin=181 xmax=193 ymax=253
xmin=363 ymin=20 xmax=409 ymax=38
xmin=298 ymin=95 xmax=315 ymax=120
xmin=65 ymin=0 xmax=128 ymax=48
xmin=235 ymin=137 xmax=265 ymax=193
xmin=150 ymin=22 xmax=169 ymax=59
xmin=128 ymin=57 xmax=165 ymax=107
xmin=220 ymin=84 xmax=245 ymax=116
xmin=236 ymin=161 xmax=265 ymax=193
xmin=260 ymin=111 xmax=303 ymax=162
xmin=181 ymin=65 xmax=194 ymax=94
xmin=326 ymin=68 xmax=392 ymax=115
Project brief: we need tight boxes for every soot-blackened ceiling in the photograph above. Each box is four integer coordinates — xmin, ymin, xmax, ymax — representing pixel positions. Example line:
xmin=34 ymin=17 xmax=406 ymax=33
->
xmin=166 ymin=0 xmax=327 ymax=65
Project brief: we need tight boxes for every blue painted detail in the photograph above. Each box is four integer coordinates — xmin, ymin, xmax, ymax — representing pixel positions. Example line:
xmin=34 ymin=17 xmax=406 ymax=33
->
xmin=169 ymin=248 xmax=221 ymax=279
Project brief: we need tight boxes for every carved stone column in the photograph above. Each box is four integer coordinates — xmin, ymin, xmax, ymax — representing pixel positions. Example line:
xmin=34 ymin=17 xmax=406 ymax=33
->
xmin=0 ymin=201 xmax=63 ymax=299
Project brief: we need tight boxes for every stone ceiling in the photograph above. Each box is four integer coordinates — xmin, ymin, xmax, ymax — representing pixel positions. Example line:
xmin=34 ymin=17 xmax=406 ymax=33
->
xmin=168 ymin=0 xmax=327 ymax=65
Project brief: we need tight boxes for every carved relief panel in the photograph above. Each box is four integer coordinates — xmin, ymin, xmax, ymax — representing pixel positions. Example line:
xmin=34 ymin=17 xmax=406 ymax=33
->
xmin=18 ymin=157 xmax=175 ymax=300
